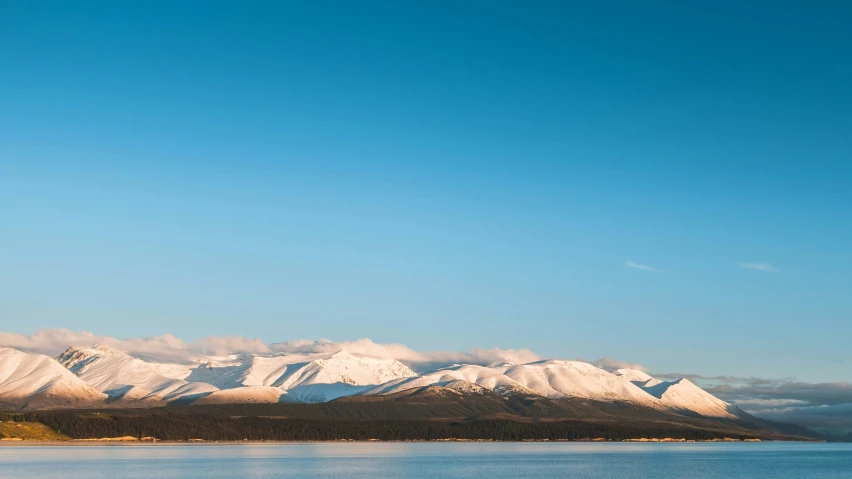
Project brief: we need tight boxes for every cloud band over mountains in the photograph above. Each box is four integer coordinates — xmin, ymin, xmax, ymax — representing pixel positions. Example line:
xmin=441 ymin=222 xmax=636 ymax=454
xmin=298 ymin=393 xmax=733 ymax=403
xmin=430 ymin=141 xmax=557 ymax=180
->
xmin=655 ymin=372 xmax=852 ymax=437
xmin=0 ymin=329 xmax=540 ymax=372
xmin=1 ymin=329 xmax=848 ymax=437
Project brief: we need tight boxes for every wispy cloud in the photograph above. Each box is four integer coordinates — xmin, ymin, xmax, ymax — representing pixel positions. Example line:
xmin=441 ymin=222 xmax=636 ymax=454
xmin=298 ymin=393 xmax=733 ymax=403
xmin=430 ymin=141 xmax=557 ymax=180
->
xmin=625 ymin=261 xmax=659 ymax=272
xmin=740 ymin=262 xmax=780 ymax=273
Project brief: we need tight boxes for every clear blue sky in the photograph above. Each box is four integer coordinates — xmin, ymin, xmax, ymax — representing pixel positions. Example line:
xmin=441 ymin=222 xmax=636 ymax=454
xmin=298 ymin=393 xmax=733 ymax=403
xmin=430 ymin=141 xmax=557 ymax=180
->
xmin=1 ymin=1 xmax=850 ymax=381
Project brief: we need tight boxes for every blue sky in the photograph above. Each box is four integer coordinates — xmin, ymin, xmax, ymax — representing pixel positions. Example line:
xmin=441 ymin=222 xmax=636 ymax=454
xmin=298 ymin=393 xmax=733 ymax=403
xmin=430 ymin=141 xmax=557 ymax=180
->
xmin=1 ymin=1 xmax=850 ymax=381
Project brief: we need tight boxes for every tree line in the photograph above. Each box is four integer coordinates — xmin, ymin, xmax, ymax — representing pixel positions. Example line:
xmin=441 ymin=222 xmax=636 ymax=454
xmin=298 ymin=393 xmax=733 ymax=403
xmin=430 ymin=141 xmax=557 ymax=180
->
xmin=14 ymin=411 xmax=754 ymax=442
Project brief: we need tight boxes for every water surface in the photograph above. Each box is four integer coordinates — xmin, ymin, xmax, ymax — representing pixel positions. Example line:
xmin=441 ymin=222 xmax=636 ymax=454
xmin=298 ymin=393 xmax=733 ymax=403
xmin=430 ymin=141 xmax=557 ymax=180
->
xmin=1 ymin=442 xmax=850 ymax=478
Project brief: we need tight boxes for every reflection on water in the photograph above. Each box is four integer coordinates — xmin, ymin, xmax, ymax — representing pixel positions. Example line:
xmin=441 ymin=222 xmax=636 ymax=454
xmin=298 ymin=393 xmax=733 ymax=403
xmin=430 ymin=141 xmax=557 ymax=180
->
xmin=0 ymin=442 xmax=850 ymax=479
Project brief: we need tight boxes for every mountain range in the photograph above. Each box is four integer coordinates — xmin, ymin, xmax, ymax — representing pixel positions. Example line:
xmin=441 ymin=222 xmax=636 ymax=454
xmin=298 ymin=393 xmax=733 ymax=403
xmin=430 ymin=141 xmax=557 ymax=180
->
xmin=0 ymin=344 xmax=738 ymax=417
xmin=0 ymin=344 xmax=824 ymax=440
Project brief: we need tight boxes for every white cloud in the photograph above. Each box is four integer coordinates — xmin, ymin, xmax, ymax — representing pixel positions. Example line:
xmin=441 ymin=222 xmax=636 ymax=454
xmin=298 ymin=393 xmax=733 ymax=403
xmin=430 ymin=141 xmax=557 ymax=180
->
xmin=271 ymin=338 xmax=425 ymax=362
xmin=0 ymin=329 xmax=105 ymax=356
xmin=194 ymin=336 xmax=270 ymax=356
xmin=1 ymin=330 xmax=646 ymax=377
xmin=423 ymin=347 xmax=541 ymax=370
xmin=739 ymin=262 xmax=780 ymax=273
xmin=270 ymin=338 xmax=540 ymax=371
xmin=625 ymin=261 xmax=659 ymax=272
xmin=0 ymin=329 xmax=267 ymax=363
xmin=0 ymin=329 xmax=191 ymax=360
xmin=590 ymin=357 xmax=647 ymax=372
xmin=0 ymin=330 xmax=541 ymax=370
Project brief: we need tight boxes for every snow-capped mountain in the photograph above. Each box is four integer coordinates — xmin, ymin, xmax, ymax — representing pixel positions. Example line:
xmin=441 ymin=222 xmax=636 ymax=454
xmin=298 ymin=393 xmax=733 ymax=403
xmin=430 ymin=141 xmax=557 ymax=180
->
xmin=364 ymin=363 xmax=738 ymax=418
xmin=639 ymin=378 xmax=736 ymax=418
xmin=613 ymin=368 xmax=663 ymax=387
xmin=364 ymin=361 xmax=658 ymax=406
xmin=0 ymin=347 xmax=106 ymax=409
xmin=55 ymin=346 xmax=417 ymax=405
xmin=613 ymin=368 xmax=737 ymax=417
xmin=57 ymin=346 xmax=217 ymax=404
xmin=0 ymin=344 xmax=737 ymax=419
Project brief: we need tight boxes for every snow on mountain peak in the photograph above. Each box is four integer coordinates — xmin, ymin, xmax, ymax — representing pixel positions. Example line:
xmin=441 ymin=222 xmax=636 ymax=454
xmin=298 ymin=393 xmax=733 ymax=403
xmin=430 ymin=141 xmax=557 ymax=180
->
xmin=48 ymin=345 xmax=418 ymax=405
xmin=614 ymin=368 xmax=653 ymax=382
xmin=56 ymin=345 xmax=216 ymax=403
xmin=614 ymin=368 xmax=663 ymax=387
xmin=0 ymin=342 xmax=737 ymax=418
xmin=364 ymin=360 xmax=658 ymax=406
xmin=641 ymin=377 xmax=737 ymax=418
xmin=0 ymin=347 xmax=106 ymax=409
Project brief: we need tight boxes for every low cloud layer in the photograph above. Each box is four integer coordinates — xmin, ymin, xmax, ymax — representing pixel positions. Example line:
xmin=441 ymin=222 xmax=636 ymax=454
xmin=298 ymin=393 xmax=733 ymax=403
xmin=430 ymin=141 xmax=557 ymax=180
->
xmin=0 ymin=329 xmax=271 ymax=363
xmin=0 ymin=329 xmax=200 ymax=363
xmin=0 ymin=329 xmax=642 ymax=375
xmin=0 ymin=329 xmax=542 ymax=371
xmin=270 ymin=338 xmax=541 ymax=371
xmin=657 ymin=372 xmax=852 ymax=437
xmin=754 ymin=403 xmax=852 ymax=437
xmin=590 ymin=357 xmax=647 ymax=372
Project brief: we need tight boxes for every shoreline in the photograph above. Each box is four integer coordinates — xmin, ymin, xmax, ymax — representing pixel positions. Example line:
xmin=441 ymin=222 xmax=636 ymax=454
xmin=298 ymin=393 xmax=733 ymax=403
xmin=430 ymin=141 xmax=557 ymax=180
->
xmin=2 ymin=438 xmax=819 ymax=446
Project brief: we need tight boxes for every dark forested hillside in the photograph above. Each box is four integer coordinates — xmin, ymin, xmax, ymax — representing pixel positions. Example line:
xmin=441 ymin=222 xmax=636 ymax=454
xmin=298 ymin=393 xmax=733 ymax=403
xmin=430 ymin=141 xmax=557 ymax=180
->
xmin=1 ymin=386 xmax=821 ymax=442
xmin=21 ymin=412 xmax=778 ymax=442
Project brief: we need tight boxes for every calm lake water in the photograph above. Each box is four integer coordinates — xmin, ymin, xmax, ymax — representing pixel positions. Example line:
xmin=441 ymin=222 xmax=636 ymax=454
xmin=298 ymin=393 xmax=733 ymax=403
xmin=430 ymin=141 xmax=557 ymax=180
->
xmin=1 ymin=442 xmax=850 ymax=478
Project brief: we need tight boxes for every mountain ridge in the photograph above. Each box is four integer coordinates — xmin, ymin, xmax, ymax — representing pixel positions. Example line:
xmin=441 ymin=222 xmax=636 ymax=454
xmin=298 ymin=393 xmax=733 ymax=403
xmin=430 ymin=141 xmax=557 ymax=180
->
xmin=0 ymin=344 xmax=813 ymax=439
xmin=0 ymin=345 xmax=827 ymax=440
xmin=1 ymin=345 xmax=738 ymax=417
